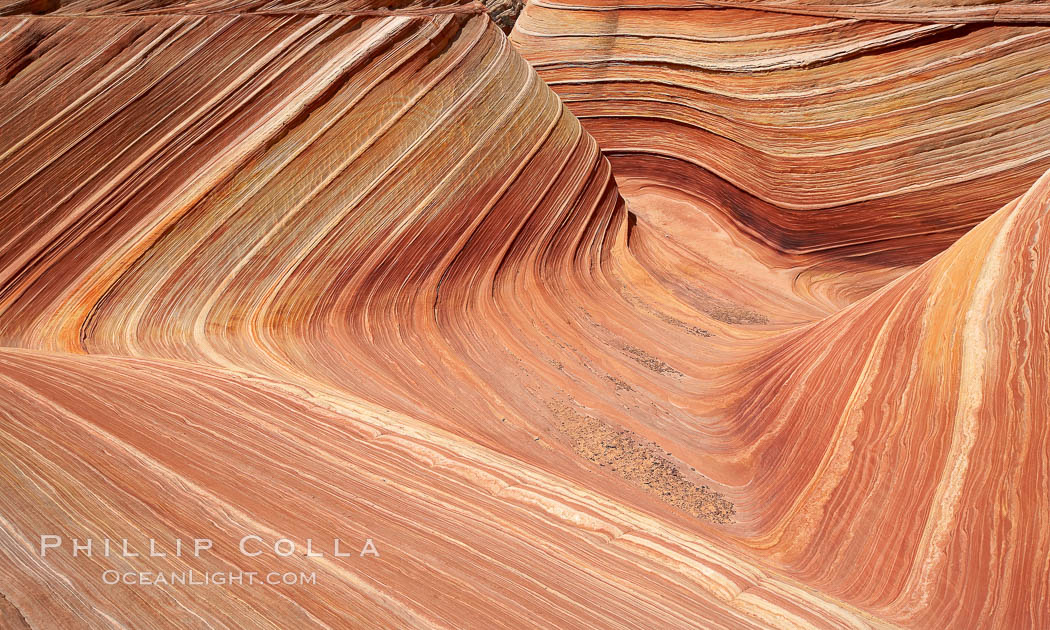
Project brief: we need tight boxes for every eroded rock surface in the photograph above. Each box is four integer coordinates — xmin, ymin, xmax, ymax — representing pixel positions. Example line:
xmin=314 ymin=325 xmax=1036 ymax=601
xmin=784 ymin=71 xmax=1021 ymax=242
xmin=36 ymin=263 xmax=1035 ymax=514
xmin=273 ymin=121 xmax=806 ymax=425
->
xmin=0 ymin=1 xmax=1047 ymax=628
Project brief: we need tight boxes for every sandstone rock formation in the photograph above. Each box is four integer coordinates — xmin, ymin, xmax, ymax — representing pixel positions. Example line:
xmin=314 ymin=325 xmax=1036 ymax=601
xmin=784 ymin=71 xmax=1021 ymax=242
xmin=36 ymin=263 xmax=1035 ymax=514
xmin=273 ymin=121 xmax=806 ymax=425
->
xmin=512 ymin=1 xmax=1050 ymax=264
xmin=0 ymin=0 xmax=1047 ymax=628
xmin=482 ymin=0 xmax=522 ymax=31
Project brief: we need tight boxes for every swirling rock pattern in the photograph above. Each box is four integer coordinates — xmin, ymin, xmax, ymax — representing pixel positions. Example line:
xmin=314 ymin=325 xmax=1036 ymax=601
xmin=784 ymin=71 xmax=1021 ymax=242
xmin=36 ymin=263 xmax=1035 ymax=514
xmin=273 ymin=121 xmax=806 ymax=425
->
xmin=0 ymin=0 xmax=478 ymax=15
xmin=679 ymin=0 xmax=1050 ymax=23
xmin=0 ymin=0 xmax=1047 ymax=628
xmin=512 ymin=0 xmax=1050 ymax=263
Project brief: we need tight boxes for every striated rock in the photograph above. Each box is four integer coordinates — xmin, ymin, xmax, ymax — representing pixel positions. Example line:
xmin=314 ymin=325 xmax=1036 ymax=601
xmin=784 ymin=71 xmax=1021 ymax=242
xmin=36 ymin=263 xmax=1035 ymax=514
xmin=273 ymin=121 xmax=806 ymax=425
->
xmin=0 ymin=0 xmax=1048 ymax=628
xmin=511 ymin=1 xmax=1050 ymax=265
xmin=0 ymin=0 xmax=480 ymax=15
xmin=692 ymin=0 xmax=1050 ymax=23
xmin=482 ymin=0 xmax=522 ymax=32
xmin=0 ymin=347 xmax=857 ymax=628
xmin=724 ymin=168 xmax=1050 ymax=628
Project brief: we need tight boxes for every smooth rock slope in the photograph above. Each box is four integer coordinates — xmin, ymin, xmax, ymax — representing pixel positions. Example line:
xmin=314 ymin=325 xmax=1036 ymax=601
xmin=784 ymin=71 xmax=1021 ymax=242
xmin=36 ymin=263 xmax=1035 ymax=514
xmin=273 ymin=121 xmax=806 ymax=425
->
xmin=0 ymin=0 xmax=1047 ymax=628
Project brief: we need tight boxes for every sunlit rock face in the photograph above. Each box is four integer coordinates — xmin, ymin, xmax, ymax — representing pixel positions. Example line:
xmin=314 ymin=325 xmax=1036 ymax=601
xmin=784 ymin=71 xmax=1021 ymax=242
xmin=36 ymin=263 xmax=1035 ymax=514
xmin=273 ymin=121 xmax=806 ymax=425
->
xmin=0 ymin=1 xmax=1047 ymax=628
xmin=0 ymin=0 xmax=477 ymax=13
xmin=669 ymin=0 xmax=1050 ymax=23
xmin=511 ymin=1 xmax=1050 ymax=266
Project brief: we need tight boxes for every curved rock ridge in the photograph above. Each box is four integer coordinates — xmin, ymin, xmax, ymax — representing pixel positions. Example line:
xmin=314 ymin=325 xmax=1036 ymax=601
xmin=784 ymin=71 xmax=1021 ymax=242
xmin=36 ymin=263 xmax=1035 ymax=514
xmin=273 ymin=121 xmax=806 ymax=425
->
xmin=523 ymin=0 xmax=1050 ymax=24
xmin=0 ymin=0 xmax=480 ymax=15
xmin=511 ymin=0 xmax=1050 ymax=264
xmin=0 ymin=7 xmax=629 ymax=449
xmin=0 ymin=8 xmax=793 ymax=628
xmin=1 ymin=1 xmax=1048 ymax=629
xmin=0 ymin=347 xmax=881 ymax=629
xmin=724 ymin=167 xmax=1050 ymax=627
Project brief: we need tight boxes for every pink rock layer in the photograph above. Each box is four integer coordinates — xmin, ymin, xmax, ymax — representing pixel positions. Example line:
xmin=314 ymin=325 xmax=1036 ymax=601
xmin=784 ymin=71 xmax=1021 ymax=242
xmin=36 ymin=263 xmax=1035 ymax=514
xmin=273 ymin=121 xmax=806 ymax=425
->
xmin=512 ymin=0 xmax=1050 ymax=262
xmin=0 ymin=1 xmax=1047 ymax=628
